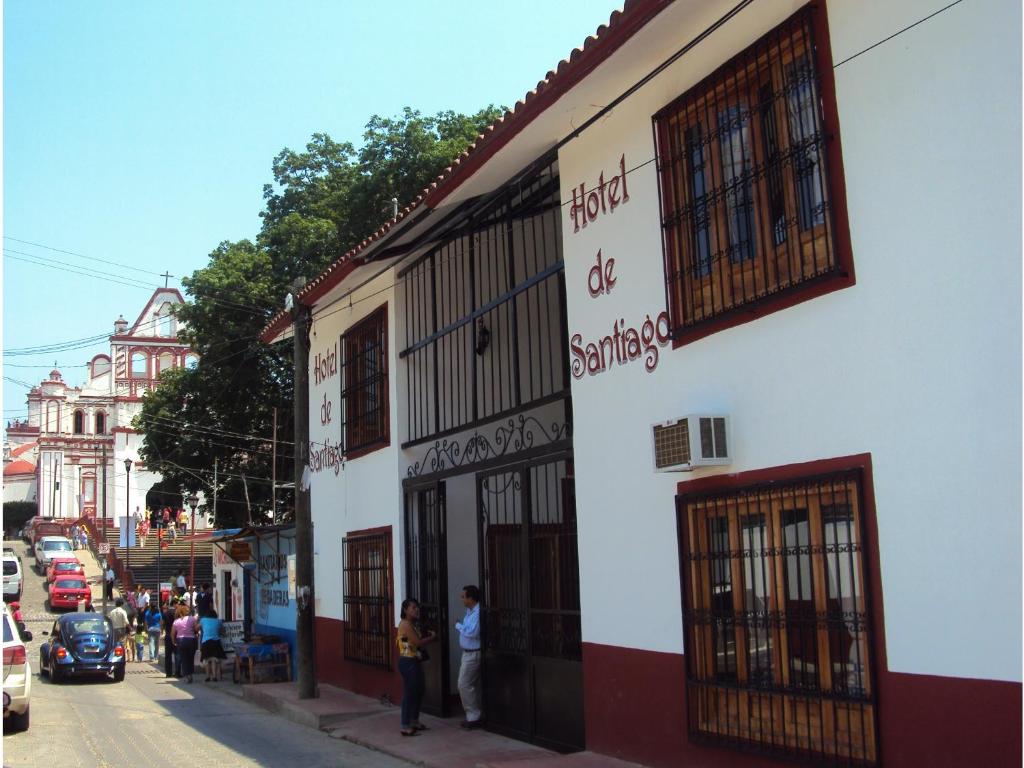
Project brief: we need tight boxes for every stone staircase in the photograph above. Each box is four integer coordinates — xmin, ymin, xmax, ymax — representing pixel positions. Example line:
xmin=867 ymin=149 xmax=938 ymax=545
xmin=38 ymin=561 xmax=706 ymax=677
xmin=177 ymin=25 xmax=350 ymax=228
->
xmin=101 ymin=527 xmax=214 ymax=593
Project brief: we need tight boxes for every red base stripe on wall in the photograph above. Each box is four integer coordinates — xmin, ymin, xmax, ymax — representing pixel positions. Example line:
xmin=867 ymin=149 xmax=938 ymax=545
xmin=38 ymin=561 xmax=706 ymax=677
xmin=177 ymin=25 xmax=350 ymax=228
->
xmin=582 ymin=642 xmax=1022 ymax=768
xmin=315 ymin=616 xmax=401 ymax=705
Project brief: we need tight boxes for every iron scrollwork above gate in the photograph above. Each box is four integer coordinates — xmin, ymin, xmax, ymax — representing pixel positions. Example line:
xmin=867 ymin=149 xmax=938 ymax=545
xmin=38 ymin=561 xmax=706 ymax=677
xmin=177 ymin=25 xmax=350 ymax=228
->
xmin=406 ymin=414 xmax=570 ymax=478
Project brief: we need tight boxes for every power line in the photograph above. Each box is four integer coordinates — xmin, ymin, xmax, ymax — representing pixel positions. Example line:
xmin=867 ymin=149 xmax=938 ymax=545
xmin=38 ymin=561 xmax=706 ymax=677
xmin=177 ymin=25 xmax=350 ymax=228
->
xmin=3 ymin=235 xmax=171 ymax=278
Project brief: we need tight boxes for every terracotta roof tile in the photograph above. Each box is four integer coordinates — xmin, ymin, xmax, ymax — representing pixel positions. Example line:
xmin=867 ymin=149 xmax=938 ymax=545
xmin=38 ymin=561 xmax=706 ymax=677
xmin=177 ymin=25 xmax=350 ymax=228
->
xmin=261 ymin=0 xmax=669 ymax=343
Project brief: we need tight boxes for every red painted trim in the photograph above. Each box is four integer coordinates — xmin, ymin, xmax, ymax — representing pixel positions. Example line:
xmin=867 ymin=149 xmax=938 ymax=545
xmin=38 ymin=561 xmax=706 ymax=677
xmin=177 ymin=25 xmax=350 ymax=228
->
xmin=666 ymin=3 xmax=856 ymax=349
xmin=676 ymin=453 xmax=888 ymax=674
xmin=261 ymin=0 xmax=675 ymax=343
xmin=582 ymin=643 xmax=1022 ymax=768
xmin=125 ymin=287 xmax=185 ymax=334
xmin=315 ymin=616 xmax=401 ymax=703
xmin=423 ymin=0 xmax=674 ymax=210
xmin=341 ymin=303 xmax=391 ymax=460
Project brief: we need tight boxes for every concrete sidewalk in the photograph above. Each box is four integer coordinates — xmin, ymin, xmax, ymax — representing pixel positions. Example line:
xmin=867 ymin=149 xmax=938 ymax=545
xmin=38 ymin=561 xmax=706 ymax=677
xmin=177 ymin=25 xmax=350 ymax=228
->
xmin=219 ymin=681 xmax=646 ymax=768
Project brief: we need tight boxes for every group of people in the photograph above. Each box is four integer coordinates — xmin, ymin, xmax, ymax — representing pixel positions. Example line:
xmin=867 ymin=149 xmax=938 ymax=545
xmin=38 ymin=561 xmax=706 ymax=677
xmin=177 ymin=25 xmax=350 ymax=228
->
xmin=68 ymin=524 xmax=89 ymax=551
xmin=106 ymin=580 xmax=226 ymax=684
xmin=396 ymin=585 xmax=482 ymax=737
xmin=130 ymin=506 xmax=189 ymax=545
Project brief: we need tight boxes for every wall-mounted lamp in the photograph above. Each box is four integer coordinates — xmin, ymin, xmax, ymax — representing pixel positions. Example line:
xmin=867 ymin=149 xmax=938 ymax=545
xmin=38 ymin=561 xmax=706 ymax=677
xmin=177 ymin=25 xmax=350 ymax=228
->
xmin=475 ymin=319 xmax=491 ymax=356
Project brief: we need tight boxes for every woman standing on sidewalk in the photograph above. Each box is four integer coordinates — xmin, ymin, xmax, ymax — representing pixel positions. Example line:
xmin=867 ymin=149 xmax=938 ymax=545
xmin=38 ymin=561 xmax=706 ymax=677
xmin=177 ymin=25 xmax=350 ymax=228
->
xmin=171 ymin=603 xmax=198 ymax=683
xmin=198 ymin=609 xmax=226 ymax=682
xmin=396 ymin=599 xmax=437 ymax=736
xmin=161 ymin=600 xmax=177 ymax=677
xmin=144 ymin=603 xmax=162 ymax=662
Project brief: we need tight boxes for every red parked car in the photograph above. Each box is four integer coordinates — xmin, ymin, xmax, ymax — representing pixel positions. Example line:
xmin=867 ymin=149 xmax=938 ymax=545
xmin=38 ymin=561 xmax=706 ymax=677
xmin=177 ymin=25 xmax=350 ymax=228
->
xmin=46 ymin=558 xmax=85 ymax=584
xmin=48 ymin=578 xmax=92 ymax=611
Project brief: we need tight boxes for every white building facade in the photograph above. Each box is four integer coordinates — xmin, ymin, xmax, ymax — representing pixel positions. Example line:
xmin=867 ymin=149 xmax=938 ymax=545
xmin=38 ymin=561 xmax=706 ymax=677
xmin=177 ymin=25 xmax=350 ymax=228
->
xmin=7 ymin=288 xmax=197 ymax=529
xmin=263 ymin=2 xmax=1020 ymax=765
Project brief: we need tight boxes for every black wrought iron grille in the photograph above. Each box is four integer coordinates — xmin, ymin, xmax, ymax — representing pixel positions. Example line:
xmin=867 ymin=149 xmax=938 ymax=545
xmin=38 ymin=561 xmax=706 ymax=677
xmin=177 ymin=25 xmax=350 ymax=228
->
xmin=400 ymin=155 xmax=568 ymax=447
xmin=480 ymin=459 xmax=581 ymax=662
xmin=677 ymin=471 xmax=877 ymax=765
xmin=654 ymin=7 xmax=840 ymax=334
xmin=341 ymin=306 xmax=388 ymax=455
xmin=342 ymin=531 xmax=393 ymax=669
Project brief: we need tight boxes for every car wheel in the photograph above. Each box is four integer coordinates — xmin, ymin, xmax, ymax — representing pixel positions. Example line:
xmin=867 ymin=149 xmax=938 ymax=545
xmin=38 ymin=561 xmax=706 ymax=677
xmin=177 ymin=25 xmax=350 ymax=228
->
xmin=39 ymin=652 xmax=48 ymax=678
xmin=113 ymin=665 xmax=125 ymax=682
xmin=6 ymin=705 xmax=29 ymax=732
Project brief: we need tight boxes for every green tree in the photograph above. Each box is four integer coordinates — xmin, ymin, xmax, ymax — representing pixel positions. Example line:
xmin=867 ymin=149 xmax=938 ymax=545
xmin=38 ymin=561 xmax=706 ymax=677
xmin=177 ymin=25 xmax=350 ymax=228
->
xmin=137 ymin=106 xmax=503 ymax=528
xmin=3 ymin=501 xmax=37 ymax=537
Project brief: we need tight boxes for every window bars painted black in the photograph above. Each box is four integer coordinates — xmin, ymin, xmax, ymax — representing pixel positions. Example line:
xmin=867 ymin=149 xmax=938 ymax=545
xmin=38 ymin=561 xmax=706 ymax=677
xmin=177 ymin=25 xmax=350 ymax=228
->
xmin=400 ymin=155 xmax=568 ymax=448
xmin=341 ymin=306 xmax=389 ymax=456
xmin=677 ymin=471 xmax=877 ymax=765
xmin=654 ymin=7 xmax=841 ymax=336
xmin=342 ymin=531 xmax=393 ymax=669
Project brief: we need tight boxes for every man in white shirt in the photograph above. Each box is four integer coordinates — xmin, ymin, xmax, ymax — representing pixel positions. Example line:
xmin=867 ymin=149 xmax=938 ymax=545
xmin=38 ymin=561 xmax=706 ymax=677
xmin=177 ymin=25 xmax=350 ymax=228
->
xmin=104 ymin=564 xmax=116 ymax=600
xmin=175 ymin=570 xmax=186 ymax=596
xmin=137 ymin=587 xmax=151 ymax=612
xmin=455 ymin=585 xmax=483 ymax=728
xmin=109 ymin=599 xmax=130 ymax=646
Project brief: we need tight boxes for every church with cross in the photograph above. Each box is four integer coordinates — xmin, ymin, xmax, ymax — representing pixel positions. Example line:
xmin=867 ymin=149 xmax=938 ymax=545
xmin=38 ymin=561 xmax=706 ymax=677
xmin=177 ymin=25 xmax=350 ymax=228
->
xmin=3 ymin=287 xmax=197 ymax=526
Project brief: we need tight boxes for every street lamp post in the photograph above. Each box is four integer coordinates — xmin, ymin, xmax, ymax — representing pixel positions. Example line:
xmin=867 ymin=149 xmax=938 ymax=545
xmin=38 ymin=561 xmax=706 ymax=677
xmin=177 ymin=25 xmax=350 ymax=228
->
xmin=124 ymin=458 xmax=132 ymax=590
xmin=186 ymin=493 xmax=198 ymax=588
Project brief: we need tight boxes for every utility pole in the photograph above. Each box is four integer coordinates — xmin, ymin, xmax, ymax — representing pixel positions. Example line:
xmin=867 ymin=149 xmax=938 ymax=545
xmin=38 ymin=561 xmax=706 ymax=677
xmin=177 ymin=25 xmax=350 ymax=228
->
xmin=292 ymin=279 xmax=316 ymax=699
xmin=271 ymin=407 xmax=277 ymax=524
xmin=101 ymin=444 xmax=108 ymax=537
xmin=213 ymin=459 xmax=218 ymax=527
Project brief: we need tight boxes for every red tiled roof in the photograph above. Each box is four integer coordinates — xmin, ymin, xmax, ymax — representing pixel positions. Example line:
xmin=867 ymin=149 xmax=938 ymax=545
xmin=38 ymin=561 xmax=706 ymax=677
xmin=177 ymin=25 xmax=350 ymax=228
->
xmin=4 ymin=460 xmax=36 ymax=477
xmin=261 ymin=0 xmax=671 ymax=343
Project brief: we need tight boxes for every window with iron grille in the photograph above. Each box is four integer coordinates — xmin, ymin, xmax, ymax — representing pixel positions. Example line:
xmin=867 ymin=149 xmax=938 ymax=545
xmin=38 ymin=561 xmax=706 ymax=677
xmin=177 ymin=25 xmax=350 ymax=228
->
xmin=340 ymin=306 xmax=389 ymax=457
xmin=654 ymin=7 xmax=848 ymax=340
xmin=342 ymin=530 xmax=392 ymax=669
xmin=677 ymin=470 xmax=877 ymax=765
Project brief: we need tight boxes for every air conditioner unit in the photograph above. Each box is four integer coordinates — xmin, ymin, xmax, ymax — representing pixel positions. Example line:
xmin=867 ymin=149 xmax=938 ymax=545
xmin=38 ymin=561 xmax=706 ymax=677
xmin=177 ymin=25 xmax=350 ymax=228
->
xmin=652 ymin=415 xmax=731 ymax=472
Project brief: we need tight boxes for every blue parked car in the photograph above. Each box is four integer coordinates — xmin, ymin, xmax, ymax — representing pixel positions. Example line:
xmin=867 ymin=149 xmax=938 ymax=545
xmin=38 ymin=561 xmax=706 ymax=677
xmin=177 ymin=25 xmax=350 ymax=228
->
xmin=39 ymin=613 xmax=125 ymax=682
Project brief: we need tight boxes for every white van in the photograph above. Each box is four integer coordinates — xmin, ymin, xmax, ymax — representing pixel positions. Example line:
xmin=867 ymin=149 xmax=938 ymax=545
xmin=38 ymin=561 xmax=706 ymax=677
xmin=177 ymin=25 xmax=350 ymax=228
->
xmin=2 ymin=556 xmax=21 ymax=601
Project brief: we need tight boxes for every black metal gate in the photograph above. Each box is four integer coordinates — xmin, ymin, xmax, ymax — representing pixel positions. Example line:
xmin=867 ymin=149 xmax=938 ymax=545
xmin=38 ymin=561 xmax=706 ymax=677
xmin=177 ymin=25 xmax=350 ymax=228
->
xmin=403 ymin=481 xmax=450 ymax=716
xmin=477 ymin=453 xmax=583 ymax=751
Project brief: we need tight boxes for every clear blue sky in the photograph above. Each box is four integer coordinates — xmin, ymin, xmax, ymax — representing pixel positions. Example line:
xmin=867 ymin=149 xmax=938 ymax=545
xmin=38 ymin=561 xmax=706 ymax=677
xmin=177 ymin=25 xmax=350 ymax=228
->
xmin=2 ymin=0 xmax=621 ymax=418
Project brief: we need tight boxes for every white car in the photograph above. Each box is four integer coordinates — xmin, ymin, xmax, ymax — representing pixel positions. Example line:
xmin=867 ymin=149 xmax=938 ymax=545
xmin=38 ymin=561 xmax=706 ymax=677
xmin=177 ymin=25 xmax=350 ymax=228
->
xmin=2 ymin=555 xmax=21 ymax=601
xmin=34 ymin=536 xmax=73 ymax=572
xmin=2 ymin=604 xmax=32 ymax=731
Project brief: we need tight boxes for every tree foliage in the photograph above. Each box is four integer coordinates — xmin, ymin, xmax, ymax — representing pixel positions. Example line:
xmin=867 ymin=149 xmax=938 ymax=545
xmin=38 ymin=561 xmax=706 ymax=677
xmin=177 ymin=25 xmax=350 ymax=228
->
xmin=136 ymin=106 xmax=502 ymax=528
xmin=3 ymin=501 xmax=37 ymax=536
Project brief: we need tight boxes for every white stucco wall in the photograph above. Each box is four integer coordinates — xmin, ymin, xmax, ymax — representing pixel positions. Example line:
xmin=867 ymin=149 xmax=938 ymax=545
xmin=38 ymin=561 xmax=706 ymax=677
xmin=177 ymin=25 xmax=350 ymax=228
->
xmin=308 ymin=271 xmax=403 ymax=624
xmin=557 ymin=0 xmax=1020 ymax=683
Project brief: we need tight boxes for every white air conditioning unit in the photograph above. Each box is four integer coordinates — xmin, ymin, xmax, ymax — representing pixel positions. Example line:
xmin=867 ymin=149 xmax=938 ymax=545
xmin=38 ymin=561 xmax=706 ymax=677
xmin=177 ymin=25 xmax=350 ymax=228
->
xmin=652 ymin=415 xmax=731 ymax=472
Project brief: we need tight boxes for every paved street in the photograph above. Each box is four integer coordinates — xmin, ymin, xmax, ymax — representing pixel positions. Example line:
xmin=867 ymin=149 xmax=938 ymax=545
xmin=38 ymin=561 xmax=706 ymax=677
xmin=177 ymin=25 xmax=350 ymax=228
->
xmin=3 ymin=539 xmax=408 ymax=767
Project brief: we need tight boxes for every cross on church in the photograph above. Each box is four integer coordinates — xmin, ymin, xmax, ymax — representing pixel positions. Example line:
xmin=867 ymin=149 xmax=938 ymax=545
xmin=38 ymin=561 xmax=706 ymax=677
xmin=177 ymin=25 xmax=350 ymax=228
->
xmin=162 ymin=271 xmax=173 ymax=287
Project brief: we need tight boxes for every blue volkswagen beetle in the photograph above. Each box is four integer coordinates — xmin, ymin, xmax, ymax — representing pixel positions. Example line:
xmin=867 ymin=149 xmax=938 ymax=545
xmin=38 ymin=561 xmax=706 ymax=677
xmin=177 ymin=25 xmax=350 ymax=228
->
xmin=39 ymin=613 xmax=125 ymax=682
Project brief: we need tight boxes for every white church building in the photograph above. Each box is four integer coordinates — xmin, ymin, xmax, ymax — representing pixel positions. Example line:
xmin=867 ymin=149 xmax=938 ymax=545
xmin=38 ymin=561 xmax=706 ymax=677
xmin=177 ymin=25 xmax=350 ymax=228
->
xmin=3 ymin=288 xmax=197 ymax=529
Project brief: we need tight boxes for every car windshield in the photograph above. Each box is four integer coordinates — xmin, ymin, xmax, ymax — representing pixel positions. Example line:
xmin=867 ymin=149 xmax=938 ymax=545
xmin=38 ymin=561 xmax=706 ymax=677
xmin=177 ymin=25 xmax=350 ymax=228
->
xmin=55 ymin=579 xmax=87 ymax=589
xmin=55 ymin=563 xmax=81 ymax=571
xmin=43 ymin=541 xmax=72 ymax=551
xmin=2 ymin=616 xmax=12 ymax=643
xmin=3 ymin=561 xmax=17 ymax=575
xmin=66 ymin=617 xmax=108 ymax=635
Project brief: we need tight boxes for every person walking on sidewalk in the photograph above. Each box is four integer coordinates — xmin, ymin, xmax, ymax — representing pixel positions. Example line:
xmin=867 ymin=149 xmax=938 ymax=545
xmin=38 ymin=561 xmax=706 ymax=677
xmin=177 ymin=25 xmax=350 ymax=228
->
xmin=161 ymin=600 xmax=177 ymax=677
xmin=104 ymin=563 xmax=115 ymax=601
xmin=145 ymin=603 xmax=162 ymax=662
xmin=171 ymin=604 xmax=198 ymax=683
xmin=456 ymin=585 xmax=483 ymax=729
xmin=198 ymin=609 xmax=226 ymax=682
xmin=396 ymin=599 xmax=437 ymax=736
xmin=175 ymin=570 xmax=186 ymax=597
xmin=109 ymin=599 xmax=130 ymax=649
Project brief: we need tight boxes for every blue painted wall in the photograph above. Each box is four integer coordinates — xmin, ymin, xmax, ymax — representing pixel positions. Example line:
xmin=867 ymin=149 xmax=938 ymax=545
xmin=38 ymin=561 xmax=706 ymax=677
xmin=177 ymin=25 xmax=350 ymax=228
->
xmin=245 ymin=530 xmax=297 ymax=679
